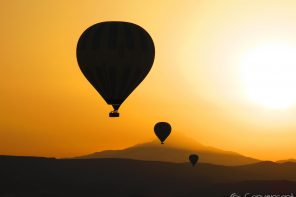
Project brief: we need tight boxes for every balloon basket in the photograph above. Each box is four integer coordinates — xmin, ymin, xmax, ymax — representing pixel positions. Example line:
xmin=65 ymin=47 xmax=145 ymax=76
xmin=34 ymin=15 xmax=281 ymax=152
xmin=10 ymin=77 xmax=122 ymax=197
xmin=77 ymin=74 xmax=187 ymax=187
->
xmin=109 ymin=111 xmax=119 ymax=117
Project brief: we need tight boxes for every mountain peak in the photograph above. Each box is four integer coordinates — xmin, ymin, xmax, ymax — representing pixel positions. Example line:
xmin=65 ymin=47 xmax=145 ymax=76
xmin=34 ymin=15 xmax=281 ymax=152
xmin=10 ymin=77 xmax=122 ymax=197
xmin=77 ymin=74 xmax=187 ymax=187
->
xmin=75 ymin=134 xmax=260 ymax=166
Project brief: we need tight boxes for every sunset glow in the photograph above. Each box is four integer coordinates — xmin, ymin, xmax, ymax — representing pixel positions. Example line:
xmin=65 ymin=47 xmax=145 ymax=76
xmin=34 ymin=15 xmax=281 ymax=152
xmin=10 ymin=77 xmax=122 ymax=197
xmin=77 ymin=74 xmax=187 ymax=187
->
xmin=241 ymin=43 xmax=296 ymax=109
xmin=1 ymin=0 xmax=296 ymax=161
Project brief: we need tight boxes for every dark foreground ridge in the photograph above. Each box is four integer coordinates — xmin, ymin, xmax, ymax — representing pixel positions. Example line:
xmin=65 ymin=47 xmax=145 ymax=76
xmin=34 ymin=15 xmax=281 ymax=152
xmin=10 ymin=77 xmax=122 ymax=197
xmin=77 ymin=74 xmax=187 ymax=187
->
xmin=1 ymin=155 xmax=296 ymax=197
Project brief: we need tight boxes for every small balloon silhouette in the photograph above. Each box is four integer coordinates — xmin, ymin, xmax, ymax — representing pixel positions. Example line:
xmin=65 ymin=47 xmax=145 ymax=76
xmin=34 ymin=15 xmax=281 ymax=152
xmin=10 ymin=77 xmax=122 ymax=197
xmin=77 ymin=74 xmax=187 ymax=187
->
xmin=76 ymin=21 xmax=155 ymax=117
xmin=154 ymin=122 xmax=171 ymax=144
xmin=189 ymin=154 xmax=199 ymax=166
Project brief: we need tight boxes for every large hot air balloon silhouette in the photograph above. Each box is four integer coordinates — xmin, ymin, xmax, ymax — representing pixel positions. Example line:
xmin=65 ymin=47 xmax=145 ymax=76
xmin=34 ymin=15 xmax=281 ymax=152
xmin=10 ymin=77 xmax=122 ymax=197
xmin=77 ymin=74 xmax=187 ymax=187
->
xmin=154 ymin=122 xmax=171 ymax=144
xmin=189 ymin=154 xmax=199 ymax=167
xmin=76 ymin=21 xmax=155 ymax=117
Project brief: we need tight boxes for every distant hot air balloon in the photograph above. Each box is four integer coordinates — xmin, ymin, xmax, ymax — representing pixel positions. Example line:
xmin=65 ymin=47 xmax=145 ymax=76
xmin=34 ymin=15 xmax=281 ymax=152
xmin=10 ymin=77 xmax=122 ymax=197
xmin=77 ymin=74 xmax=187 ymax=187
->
xmin=154 ymin=122 xmax=171 ymax=144
xmin=189 ymin=154 xmax=199 ymax=167
xmin=76 ymin=21 xmax=155 ymax=117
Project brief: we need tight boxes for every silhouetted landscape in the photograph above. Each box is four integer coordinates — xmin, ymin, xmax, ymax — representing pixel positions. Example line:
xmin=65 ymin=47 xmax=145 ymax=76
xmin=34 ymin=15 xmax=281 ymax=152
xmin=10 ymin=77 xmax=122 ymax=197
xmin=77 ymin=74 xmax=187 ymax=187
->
xmin=1 ymin=155 xmax=296 ymax=197
xmin=75 ymin=138 xmax=260 ymax=166
xmin=277 ymin=159 xmax=296 ymax=163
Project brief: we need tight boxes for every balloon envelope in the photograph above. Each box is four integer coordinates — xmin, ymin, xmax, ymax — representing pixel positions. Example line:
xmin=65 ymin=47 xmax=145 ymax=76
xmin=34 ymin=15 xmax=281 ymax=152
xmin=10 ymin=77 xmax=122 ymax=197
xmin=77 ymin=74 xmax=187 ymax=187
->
xmin=154 ymin=122 xmax=171 ymax=144
xmin=189 ymin=154 xmax=199 ymax=166
xmin=76 ymin=21 xmax=155 ymax=117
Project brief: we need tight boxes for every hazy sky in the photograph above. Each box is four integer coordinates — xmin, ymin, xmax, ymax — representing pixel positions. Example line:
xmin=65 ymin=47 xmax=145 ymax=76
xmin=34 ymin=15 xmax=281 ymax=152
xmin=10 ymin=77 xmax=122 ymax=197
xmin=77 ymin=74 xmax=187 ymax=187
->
xmin=1 ymin=0 xmax=296 ymax=160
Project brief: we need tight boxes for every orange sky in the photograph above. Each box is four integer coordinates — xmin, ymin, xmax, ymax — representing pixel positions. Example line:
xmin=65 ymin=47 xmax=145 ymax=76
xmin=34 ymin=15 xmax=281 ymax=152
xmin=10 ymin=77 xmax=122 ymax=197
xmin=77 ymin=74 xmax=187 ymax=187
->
xmin=1 ymin=0 xmax=296 ymax=161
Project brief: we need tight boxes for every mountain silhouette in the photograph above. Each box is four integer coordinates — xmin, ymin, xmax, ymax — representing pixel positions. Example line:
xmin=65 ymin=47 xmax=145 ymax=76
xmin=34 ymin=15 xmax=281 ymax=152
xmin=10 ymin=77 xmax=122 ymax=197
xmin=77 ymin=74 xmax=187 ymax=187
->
xmin=277 ymin=159 xmax=296 ymax=163
xmin=1 ymin=155 xmax=296 ymax=197
xmin=75 ymin=134 xmax=259 ymax=166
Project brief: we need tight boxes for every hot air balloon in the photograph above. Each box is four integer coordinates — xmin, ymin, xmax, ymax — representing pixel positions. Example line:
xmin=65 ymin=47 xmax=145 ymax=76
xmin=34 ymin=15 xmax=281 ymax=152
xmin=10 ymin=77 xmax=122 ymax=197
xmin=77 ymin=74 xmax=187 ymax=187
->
xmin=189 ymin=154 xmax=199 ymax=166
xmin=154 ymin=122 xmax=171 ymax=144
xmin=76 ymin=21 xmax=155 ymax=117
